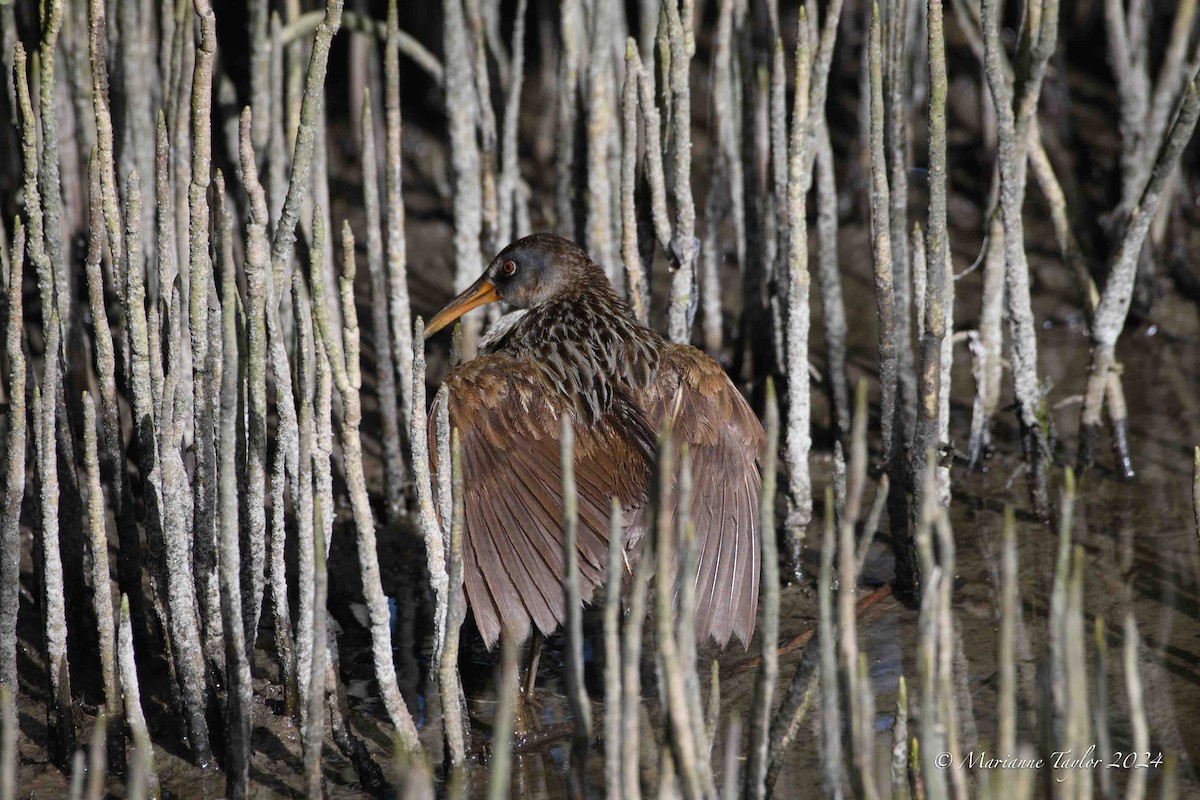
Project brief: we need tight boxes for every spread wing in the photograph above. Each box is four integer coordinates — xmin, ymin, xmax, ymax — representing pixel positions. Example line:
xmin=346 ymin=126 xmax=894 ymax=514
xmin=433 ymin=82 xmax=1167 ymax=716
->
xmin=433 ymin=353 xmax=655 ymax=648
xmin=643 ymin=344 xmax=765 ymax=649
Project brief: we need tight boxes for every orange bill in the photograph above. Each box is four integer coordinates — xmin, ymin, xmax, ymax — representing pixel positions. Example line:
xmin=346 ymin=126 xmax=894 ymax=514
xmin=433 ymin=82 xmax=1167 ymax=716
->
xmin=424 ymin=277 xmax=500 ymax=338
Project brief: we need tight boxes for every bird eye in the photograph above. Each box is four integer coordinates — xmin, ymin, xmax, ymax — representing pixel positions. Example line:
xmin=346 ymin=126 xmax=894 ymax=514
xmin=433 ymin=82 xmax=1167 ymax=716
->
xmin=502 ymin=260 xmax=517 ymax=276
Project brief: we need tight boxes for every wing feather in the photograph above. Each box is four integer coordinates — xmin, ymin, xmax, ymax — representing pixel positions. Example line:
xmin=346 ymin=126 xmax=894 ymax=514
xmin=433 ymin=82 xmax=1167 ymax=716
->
xmin=433 ymin=353 xmax=654 ymax=648
xmin=644 ymin=345 xmax=765 ymax=649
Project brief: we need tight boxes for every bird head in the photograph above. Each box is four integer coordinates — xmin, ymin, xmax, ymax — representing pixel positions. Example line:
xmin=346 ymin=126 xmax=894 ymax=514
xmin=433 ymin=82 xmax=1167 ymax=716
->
xmin=424 ymin=233 xmax=592 ymax=338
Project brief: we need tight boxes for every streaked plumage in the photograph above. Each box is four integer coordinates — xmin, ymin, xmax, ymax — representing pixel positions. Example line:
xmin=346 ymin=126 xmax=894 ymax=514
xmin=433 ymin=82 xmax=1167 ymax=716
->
xmin=426 ymin=233 xmax=764 ymax=649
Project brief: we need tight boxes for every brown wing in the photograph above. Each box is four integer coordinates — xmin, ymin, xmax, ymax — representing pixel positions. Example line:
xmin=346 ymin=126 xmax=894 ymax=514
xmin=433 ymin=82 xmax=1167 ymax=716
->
xmin=643 ymin=344 xmax=765 ymax=649
xmin=433 ymin=353 xmax=654 ymax=648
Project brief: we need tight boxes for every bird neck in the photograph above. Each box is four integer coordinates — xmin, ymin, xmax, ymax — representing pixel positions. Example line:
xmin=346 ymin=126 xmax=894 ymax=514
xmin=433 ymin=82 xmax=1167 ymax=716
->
xmin=554 ymin=262 xmax=625 ymax=304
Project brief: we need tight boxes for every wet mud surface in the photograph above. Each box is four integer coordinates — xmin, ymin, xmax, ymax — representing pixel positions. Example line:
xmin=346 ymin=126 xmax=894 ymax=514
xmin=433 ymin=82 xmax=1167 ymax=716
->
xmin=7 ymin=29 xmax=1200 ymax=790
xmin=11 ymin=185 xmax=1200 ymax=798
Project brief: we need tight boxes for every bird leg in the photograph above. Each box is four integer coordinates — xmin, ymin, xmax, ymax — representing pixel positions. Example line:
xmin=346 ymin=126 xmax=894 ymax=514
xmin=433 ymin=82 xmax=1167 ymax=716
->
xmin=510 ymin=631 xmax=543 ymax=737
xmin=521 ymin=630 xmax=543 ymax=703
